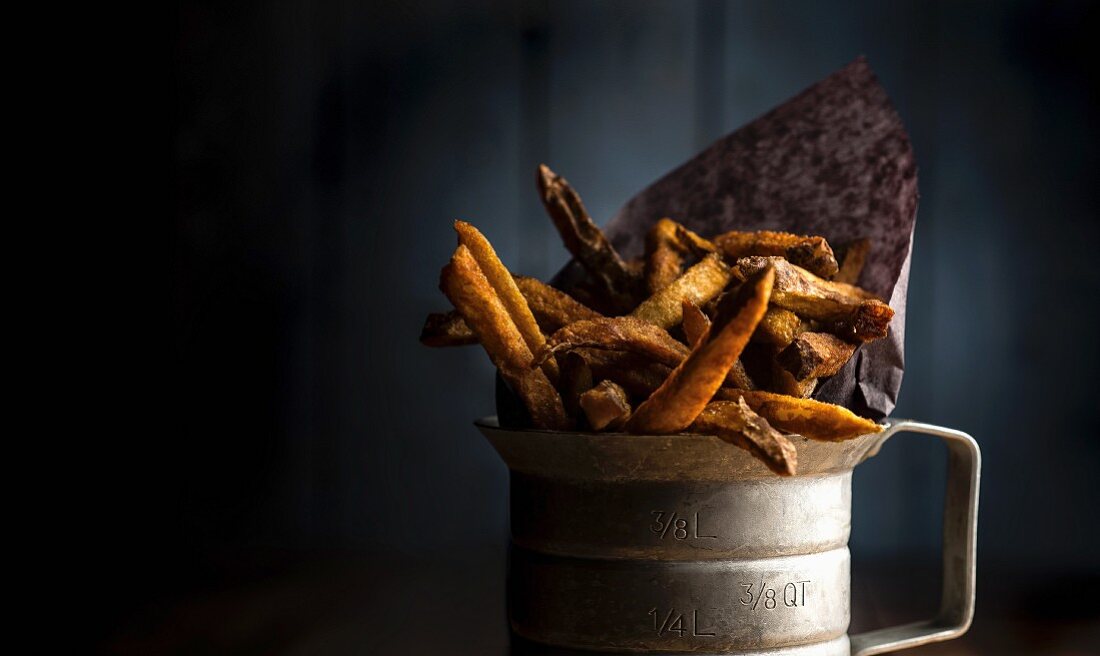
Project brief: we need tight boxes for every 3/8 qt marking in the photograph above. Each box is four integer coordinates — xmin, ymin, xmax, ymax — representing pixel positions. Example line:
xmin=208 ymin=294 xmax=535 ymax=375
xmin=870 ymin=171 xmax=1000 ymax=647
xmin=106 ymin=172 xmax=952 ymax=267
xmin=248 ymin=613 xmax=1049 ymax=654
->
xmin=649 ymin=511 xmax=717 ymax=540
xmin=739 ymin=580 xmax=811 ymax=610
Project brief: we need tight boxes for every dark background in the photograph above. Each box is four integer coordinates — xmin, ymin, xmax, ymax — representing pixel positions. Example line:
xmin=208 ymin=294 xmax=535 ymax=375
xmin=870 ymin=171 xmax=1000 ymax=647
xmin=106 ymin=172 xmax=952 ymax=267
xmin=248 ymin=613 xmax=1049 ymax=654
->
xmin=140 ymin=0 xmax=1098 ymax=653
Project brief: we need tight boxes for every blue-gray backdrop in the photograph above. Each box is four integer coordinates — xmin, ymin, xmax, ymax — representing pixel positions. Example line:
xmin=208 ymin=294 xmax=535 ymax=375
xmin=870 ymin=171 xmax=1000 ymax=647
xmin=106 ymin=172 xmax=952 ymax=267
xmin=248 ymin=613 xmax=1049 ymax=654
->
xmin=160 ymin=0 xmax=1099 ymax=648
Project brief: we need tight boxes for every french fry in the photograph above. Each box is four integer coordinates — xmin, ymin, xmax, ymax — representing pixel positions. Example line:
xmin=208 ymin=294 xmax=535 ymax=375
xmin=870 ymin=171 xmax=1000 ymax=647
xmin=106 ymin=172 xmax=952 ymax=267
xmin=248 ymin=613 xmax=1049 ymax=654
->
xmin=631 ymin=254 xmax=732 ymax=329
xmin=644 ymin=218 xmax=689 ymax=294
xmin=514 ymin=275 xmax=602 ymax=332
xmin=720 ymin=389 xmax=882 ymax=441
xmin=420 ymin=311 xmax=477 ymax=347
xmin=736 ymin=256 xmax=893 ymax=341
xmin=421 ymin=276 xmax=600 ymax=347
xmin=537 ymin=317 xmax=689 ymax=369
xmin=579 ymin=380 xmax=632 ymax=431
xmin=455 ymin=221 xmax=556 ymax=379
xmin=716 ymin=230 xmax=839 ymax=278
xmin=834 ymin=238 xmax=871 ymax=285
xmin=681 ymin=299 xmax=711 ymax=348
xmin=643 ymin=219 xmax=717 ymax=293
xmin=440 ymin=245 xmax=570 ymax=430
xmin=686 ymin=299 xmax=757 ymax=390
xmin=673 ymin=223 xmax=718 ymax=255
xmin=626 ymin=266 xmax=774 ymax=434
xmin=691 ymin=399 xmax=797 ymax=476
xmin=537 ymin=164 xmax=638 ymax=312
xmin=751 ymin=307 xmax=807 ymax=348
xmin=777 ymin=332 xmax=859 ymax=381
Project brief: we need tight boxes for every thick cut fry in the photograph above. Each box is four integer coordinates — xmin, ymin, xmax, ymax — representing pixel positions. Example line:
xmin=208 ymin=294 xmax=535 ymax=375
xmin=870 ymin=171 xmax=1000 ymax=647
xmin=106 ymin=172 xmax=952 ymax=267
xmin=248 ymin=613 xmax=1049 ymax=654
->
xmin=737 ymin=256 xmax=893 ymax=341
xmin=557 ymin=352 xmax=594 ymax=419
xmin=716 ymin=230 xmax=839 ymax=278
xmin=720 ymin=389 xmax=882 ymax=442
xmin=834 ymin=238 xmax=871 ymax=285
xmin=579 ymin=380 xmax=632 ymax=431
xmin=420 ymin=311 xmax=477 ymax=347
xmin=421 ymin=276 xmax=601 ymax=347
xmin=627 ymin=267 xmax=774 ymax=434
xmin=440 ymin=245 xmax=569 ymax=430
xmin=537 ymin=317 xmax=689 ymax=369
xmin=631 ymin=254 xmax=732 ymax=329
xmin=455 ymin=221 xmax=556 ymax=379
xmin=681 ymin=299 xmax=711 ymax=348
xmin=686 ymin=299 xmax=756 ymax=390
xmin=674 ymin=223 xmax=718 ymax=255
xmin=751 ymin=307 xmax=807 ymax=347
xmin=777 ymin=332 xmax=859 ymax=381
xmin=513 ymin=276 xmax=602 ymax=332
xmin=537 ymin=164 xmax=638 ymax=312
xmin=692 ymin=399 xmax=798 ymax=476
xmin=643 ymin=219 xmax=717 ymax=293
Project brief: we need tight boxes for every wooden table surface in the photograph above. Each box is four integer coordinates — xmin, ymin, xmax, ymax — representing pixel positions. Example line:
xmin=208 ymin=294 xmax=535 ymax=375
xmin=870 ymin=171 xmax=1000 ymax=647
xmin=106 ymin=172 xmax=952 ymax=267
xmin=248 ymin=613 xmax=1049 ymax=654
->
xmin=102 ymin=548 xmax=1099 ymax=655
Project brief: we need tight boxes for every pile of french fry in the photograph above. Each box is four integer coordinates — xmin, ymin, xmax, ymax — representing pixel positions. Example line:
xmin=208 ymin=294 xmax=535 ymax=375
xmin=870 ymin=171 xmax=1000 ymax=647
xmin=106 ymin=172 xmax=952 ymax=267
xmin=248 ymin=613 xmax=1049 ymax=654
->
xmin=422 ymin=165 xmax=892 ymax=476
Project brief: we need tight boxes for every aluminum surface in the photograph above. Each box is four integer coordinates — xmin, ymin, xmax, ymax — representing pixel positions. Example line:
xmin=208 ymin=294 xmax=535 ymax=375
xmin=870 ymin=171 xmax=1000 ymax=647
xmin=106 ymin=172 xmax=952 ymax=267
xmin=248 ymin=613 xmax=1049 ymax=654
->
xmin=478 ymin=418 xmax=979 ymax=655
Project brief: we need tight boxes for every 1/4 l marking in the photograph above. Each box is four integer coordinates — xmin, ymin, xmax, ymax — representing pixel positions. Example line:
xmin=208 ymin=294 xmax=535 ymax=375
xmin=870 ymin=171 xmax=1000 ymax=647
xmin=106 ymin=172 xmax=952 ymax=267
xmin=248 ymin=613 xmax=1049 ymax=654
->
xmin=647 ymin=607 xmax=716 ymax=637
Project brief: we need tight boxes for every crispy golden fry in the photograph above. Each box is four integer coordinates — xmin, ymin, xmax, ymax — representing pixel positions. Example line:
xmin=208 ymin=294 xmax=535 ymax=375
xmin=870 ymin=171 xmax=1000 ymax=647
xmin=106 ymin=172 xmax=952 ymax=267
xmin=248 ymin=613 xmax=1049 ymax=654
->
xmin=537 ymin=164 xmax=638 ymax=312
xmin=440 ymin=245 xmax=569 ymax=430
xmin=579 ymin=380 xmax=632 ymax=431
xmin=692 ymin=399 xmax=797 ymax=476
xmin=627 ymin=267 xmax=774 ymax=434
xmin=420 ymin=311 xmax=477 ymax=347
xmin=737 ymin=256 xmax=893 ymax=341
xmin=643 ymin=219 xmax=718 ymax=293
xmin=681 ymin=299 xmax=711 ymax=347
xmin=421 ymin=277 xmax=600 ymax=347
xmin=777 ymin=332 xmax=858 ymax=381
xmin=692 ymin=297 xmax=757 ymax=390
xmin=719 ymin=389 xmax=882 ymax=441
xmin=631 ymin=254 xmax=732 ymax=329
xmin=644 ymin=219 xmax=688 ymax=294
xmin=514 ymin=275 xmax=602 ymax=332
xmin=538 ymin=317 xmax=689 ymax=369
xmin=751 ymin=307 xmax=807 ymax=347
xmin=834 ymin=238 xmax=871 ymax=285
xmin=557 ymin=352 xmax=594 ymax=419
xmin=673 ymin=223 xmax=717 ymax=255
xmin=455 ymin=221 xmax=556 ymax=378
xmin=716 ymin=230 xmax=839 ymax=278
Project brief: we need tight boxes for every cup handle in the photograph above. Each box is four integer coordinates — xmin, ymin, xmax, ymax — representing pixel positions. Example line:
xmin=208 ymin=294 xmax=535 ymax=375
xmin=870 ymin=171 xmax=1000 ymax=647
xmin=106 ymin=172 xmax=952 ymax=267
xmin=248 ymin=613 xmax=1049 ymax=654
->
xmin=849 ymin=420 xmax=981 ymax=656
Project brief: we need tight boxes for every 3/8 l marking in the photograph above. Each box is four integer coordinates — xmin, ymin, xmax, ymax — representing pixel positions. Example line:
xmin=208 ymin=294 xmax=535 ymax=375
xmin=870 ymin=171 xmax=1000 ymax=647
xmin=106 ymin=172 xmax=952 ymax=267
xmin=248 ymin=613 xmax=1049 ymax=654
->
xmin=650 ymin=511 xmax=717 ymax=540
